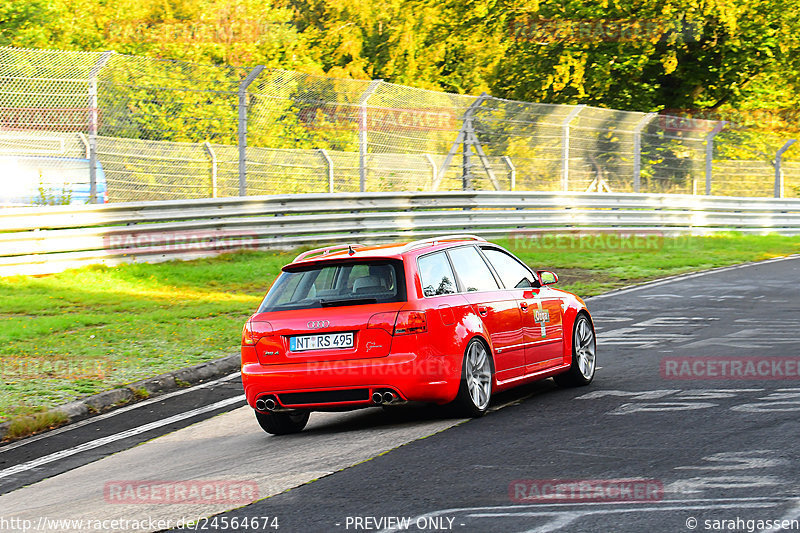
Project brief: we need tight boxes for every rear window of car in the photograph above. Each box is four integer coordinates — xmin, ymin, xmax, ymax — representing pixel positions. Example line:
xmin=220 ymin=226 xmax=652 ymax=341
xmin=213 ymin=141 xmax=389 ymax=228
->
xmin=258 ymin=259 xmax=406 ymax=312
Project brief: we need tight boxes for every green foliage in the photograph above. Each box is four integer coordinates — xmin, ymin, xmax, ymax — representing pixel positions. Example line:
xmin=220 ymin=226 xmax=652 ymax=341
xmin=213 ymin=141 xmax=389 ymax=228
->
xmin=4 ymin=410 xmax=68 ymax=440
xmin=2 ymin=0 xmax=797 ymax=115
xmin=482 ymin=0 xmax=798 ymax=113
xmin=2 ymin=0 xmax=800 ymax=197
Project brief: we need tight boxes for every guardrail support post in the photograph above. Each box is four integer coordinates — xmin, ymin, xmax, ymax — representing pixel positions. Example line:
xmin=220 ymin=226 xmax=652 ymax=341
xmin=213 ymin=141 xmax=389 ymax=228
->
xmin=502 ymin=156 xmax=516 ymax=191
xmin=238 ymin=66 xmax=265 ymax=197
xmin=358 ymin=80 xmax=383 ymax=192
xmin=774 ymin=140 xmax=797 ymax=198
xmin=88 ymin=51 xmax=113 ymax=204
xmin=561 ymin=105 xmax=585 ymax=192
xmin=318 ymin=149 xmax=334 ymax=193
xmin=705 ymin=121 xmax=726 ymax=195
xmin=633 ymin=112 xmax=657 ymax=192
xmin=424 ymin=154 xmax=437 ymax=190
xmin=203 ymin=142 xmax=218 ymax=198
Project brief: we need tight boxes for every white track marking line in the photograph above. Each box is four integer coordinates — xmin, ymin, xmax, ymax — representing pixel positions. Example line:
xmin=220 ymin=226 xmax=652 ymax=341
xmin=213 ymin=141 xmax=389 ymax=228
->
xmin=0 ymin=372 xmax=241 ymax=454
xmin=588 ymin=254 xmax=800 ymax=301
xmin=505 ymin=502 xmax=778 ymax=533
xmin=377 ymin=497 xmax=789 ymax=533
xmin=760 ymin=499 xmax=800 ymax=532
xmin=0 ymin=395 xmax=244 ymax=480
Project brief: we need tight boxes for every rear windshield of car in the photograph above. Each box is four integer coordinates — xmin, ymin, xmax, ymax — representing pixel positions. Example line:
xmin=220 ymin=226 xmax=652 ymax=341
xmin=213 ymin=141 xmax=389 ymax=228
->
xmin=258 ymin=259 xmax=406 ymax=312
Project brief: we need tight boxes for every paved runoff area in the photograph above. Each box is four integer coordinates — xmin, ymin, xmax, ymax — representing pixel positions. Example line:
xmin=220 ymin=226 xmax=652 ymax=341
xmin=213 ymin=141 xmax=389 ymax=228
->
xmin=1 ymin=256 xmax=799 ymax=533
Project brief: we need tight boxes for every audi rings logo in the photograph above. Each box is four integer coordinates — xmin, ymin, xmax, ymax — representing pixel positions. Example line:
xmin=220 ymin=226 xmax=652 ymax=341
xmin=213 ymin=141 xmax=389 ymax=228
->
xmin=307 ymin=320 xmax=330 ymax=329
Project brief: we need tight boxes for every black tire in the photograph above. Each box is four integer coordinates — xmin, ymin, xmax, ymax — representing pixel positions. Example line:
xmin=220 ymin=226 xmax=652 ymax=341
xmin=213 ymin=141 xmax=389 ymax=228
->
xmin=254 ymin=410 xmax=310 ymax=435
xmin=554 ymin=313 xmax=596 ymax=387
xmin=452 ymin=338 xmax=494 ymax=417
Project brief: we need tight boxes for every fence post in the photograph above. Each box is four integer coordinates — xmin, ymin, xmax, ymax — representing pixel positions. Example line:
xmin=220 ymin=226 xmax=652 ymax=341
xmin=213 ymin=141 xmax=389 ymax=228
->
xmin=88 ymin=51 xmax=113 ymax=204
xmin=502 ymin=156 xmax=516 ymax=191
xmin=561 ymin=105 xmax=585 ymax=192
xmin=423 ymin=154 xmax=437 ymax=191
xmin=633 ymin=112 xmax=657 ymax=192
xmin=774 ymin=140 xmax=797 ymax=198
xmin=705 ymin=121 xmax=726 ymax=195
xmin=203 ymin=142 xmax=218 ymax=198
xmin=433 ymin=94 xmax=490 ymax=191
xmin=238 ymin=66 xmax=265 ymax=197
xmin=318 ymin=149 xmax=334 ymax=193
xmin=462 ymin=121 xmax=472 ymax=191
xmin=461 ymin=93 xmax=491 ymax=190
xmin=76 ymin=133 xmax=90 ymax=159
xmin=358 ymin=80 xmax=383 ymax=192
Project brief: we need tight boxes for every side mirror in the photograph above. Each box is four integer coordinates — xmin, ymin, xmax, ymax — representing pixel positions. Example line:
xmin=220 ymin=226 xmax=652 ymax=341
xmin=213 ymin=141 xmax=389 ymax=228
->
xmin=537 ymin=270 xmax=558 ymax=285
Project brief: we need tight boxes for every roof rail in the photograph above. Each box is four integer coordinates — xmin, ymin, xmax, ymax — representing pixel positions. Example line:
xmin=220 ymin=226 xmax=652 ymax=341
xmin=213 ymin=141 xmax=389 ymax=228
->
xmin=401 ymin=234 xmax=487 ymax=252
xmin=294 ymin=243 xmax=366 ymax=262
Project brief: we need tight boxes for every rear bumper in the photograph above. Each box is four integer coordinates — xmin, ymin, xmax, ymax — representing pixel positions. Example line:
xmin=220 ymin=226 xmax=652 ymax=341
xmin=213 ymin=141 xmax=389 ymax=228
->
xmin=241 ymin=350 xmax=461 ymax=410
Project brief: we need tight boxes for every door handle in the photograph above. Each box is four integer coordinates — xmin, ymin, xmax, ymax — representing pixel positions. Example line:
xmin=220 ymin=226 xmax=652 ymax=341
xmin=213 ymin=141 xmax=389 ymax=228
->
xmin=520 ymin=301 xmax=528 ymax=311
xmin=477 ymin=306 xmax=488 ymax=316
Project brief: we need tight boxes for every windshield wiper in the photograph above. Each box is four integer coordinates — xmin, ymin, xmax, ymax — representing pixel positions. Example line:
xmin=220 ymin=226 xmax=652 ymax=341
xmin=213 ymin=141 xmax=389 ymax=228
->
xmin=320 ymin=297 xmax=377 ymax=307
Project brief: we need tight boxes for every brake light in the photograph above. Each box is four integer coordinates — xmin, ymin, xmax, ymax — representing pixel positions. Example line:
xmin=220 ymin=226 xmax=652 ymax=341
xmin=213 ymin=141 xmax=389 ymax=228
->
xmin=242 ymin=320 xmax=273 ymax=345
xmin=242 ymin=322 xmax=257 ymax=345
xmin=394 ymin=310 xmax=427 ymax=335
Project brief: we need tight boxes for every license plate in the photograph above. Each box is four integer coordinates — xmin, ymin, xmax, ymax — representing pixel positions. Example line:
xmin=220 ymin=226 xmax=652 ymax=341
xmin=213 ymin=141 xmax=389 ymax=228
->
xmin=290 ymin=332 xmax=354 ymax=352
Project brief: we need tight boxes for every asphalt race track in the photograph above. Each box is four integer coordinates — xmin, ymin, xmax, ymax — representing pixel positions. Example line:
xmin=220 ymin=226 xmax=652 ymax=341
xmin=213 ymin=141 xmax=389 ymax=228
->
xmin=2 ymin=256 xmax=800 ymax=533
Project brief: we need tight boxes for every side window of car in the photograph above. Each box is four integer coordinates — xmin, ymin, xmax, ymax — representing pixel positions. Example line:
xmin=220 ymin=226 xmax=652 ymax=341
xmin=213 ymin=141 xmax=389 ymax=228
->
xmin=447 ymin=246 xmax=499 ymax=292
xmin=482 ymin=248 xmax=536 ymax=289
xmin=418 ymin=252 xmax=457 ymax=297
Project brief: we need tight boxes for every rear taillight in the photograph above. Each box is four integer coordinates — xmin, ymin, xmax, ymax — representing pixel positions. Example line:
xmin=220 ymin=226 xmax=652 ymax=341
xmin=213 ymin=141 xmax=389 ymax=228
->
xmin=242 ymin=320 xmax=273 ymax=345
xmin=394 ymin=310 xmax=427 ymax=335
xmin=367 ymin=311 xmax=427 ymax=335
xmin=367 ymin=312 xmax=397 ymax=334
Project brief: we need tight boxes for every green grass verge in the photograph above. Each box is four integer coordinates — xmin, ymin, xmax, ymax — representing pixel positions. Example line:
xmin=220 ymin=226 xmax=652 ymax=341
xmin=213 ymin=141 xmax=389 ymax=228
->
xmin=1 ymin=233 xmax=798 ymax=425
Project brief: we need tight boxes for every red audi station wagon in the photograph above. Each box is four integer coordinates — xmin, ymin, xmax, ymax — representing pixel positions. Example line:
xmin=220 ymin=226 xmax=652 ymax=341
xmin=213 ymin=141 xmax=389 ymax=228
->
xmin=241 ymin=235 xmax=596 ymax=435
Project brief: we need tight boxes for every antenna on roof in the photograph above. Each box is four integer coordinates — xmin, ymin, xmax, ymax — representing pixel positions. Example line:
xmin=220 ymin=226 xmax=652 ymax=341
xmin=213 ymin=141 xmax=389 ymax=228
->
xmin=348 ymin=245 xmax=356 ymax=255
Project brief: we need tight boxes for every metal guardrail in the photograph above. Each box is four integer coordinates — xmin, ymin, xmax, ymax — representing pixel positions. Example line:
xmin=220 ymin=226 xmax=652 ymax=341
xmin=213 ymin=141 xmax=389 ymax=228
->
xmin=2 ymin=191 xmax=800 ymax=276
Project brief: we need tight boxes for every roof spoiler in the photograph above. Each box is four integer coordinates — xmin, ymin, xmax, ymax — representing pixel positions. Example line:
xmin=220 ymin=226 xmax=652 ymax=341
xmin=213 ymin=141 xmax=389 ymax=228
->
xmin=293 ymin=243 xmax=366 ymax=262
